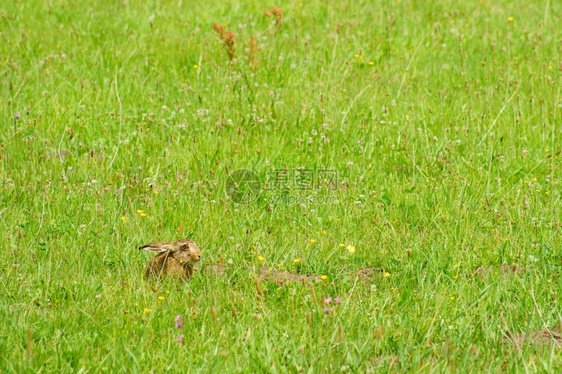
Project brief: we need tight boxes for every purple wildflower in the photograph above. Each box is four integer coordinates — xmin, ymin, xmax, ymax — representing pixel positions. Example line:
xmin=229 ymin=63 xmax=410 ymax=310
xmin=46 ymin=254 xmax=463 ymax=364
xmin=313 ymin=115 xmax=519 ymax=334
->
xmin=14 ymin=113 xmax=21 ymax=119
xmin=174 ymin=314 xmax=184 ymax=329
xmin=175 ymin=334 xmax=185 ymax=343
xmin=324 ymin=297 xmax=332 ymax=304
xmin=334 ymin=297 xmax=342 ymax=305
xmin=324 ymin=307 xmax=331 ymax=315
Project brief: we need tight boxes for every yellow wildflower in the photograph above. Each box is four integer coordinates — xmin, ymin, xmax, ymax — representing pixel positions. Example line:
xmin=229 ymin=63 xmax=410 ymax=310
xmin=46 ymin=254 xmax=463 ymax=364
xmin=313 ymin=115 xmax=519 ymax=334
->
xmin=339 ymin=243 xmax=345 ymax=248
xmin=258 ymin=255 xmax=265 ymax=262
xmin=277 ymin=263 xmax=284 ymax=268
xmin=310 ymin=239 xmax=316 ymax=244
xmin=508 ymin=16 xmax=514 ymax=22
xmin=193 ymin=64 xmax=198 ymax=69
xmin=144 ymin=308 xmax=151 ymax=313
xmin=383 ymin=272 xmax=391 ymax=278
xmin=294 ymin=259 xmax=301 ymax=265
xmin=320 ymin=275 xmax=328 ymax=280
xmin=120 ymin=216 xmax=126 ymax=222
xmin=346 ymin=245 xmax=356 ymax=254
xmin=158 ymin=296 xmax=165 ymax=301
xmin=153 ymin=190 xmax=159 ymax=195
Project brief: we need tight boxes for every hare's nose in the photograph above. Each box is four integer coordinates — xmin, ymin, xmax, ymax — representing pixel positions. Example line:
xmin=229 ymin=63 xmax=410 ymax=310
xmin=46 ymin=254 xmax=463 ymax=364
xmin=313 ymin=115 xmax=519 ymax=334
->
xmin=195 ymin=254 xmax=201 ymax=260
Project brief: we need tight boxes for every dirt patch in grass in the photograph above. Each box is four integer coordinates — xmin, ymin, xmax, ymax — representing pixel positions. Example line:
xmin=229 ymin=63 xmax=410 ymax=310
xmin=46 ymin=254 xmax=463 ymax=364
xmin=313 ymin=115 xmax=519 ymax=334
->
xmin=354 ymin=268 xmax=384 ymax=283
xmin=200 ymin=265 xmax=322 ymax=284
xmin=505 ymin=329 xmax=562 ymax=348
xmin=258 ymin=267 xmax=389 ymax=285
xmin=471 ymin=264 xmax=524 ymax=278
xmin=202 ymin=264 xmax=231 ymax=279
xmin=258 ymin=267 xmax=322 ymax=284
xmin=370 ymin=355 xmax=399 ymax=368
xmin=45 ymin=149 xmax=72 ymax=161
xmin=201 ymin=265 xmax=387 ymax=286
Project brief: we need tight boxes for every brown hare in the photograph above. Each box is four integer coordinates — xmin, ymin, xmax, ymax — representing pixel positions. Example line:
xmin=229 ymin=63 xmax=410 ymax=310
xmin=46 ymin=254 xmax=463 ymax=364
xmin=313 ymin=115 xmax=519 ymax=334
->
xmin=140 ymin=239 xmax=202 ymax=281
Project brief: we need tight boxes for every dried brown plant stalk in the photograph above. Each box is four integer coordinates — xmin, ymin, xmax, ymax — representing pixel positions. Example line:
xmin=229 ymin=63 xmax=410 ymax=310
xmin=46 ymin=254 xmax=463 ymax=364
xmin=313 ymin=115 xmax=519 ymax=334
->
xmin=248 ymin=35 xmax=259 ymax=69
xmin=265 ymin=7 xmax=282 ymax=32
xmin=213 ymin=23 xmax=236 ymax=61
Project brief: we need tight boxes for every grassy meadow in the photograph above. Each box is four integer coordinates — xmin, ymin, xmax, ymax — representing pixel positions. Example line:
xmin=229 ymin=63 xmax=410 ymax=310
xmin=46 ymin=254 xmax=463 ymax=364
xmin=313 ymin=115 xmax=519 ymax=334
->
xmin=1 ymin=0 xmax=562 ymax=372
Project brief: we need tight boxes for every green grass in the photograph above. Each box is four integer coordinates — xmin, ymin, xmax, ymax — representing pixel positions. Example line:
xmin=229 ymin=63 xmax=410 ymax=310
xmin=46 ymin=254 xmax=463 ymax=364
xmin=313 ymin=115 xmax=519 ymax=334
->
xmin=1 ymin=0 xmax=561 ymax=372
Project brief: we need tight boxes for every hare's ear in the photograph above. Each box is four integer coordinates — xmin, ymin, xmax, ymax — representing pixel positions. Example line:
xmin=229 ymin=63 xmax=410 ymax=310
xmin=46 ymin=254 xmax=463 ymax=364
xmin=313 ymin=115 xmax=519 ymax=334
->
xmin=139 ymin=242 xmax=170 ymax=253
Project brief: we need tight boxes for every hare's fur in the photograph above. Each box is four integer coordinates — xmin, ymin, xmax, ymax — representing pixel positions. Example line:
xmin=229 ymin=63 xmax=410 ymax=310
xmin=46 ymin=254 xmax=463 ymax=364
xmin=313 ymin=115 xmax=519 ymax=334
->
xmin=140 ymin=238 xmax=202 ymax=281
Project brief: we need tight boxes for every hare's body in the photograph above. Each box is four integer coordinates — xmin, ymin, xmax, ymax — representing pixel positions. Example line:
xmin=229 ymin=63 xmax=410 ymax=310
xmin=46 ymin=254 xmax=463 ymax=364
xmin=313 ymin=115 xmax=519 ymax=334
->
xmin=145 ymin=253 xmax=194 ymax=280
xmin=140 ymin=239 xmax=201 ymax=281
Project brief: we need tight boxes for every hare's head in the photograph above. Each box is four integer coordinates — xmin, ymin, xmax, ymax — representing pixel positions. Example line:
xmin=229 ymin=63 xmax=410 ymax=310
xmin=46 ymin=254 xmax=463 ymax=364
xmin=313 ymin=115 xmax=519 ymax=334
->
xmin=140 ymin=239 xmax=202 ymax=265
